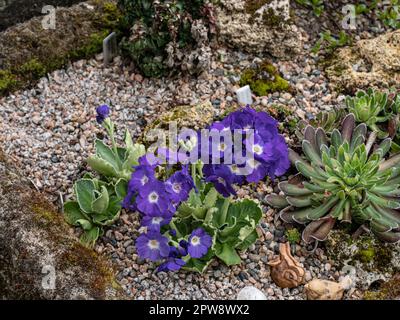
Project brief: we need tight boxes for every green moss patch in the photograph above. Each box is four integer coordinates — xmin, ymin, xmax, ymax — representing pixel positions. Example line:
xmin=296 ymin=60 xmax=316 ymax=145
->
xmin=239 ymin=60 xmax=290 ymax=96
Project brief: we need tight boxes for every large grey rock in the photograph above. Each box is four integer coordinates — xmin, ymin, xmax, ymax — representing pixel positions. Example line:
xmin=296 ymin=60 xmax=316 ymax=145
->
xmin=326 ymin=30 xmax=400 ymax=92
xmin=216 ymin=0 xmax=306 ymax=58
xmin=0 ymin=149 xmax=122 ymax=299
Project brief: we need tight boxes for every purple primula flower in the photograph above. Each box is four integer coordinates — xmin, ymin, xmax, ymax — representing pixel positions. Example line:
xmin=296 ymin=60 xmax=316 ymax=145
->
xmin=139 ymin=153 xmax=161 ymax=167
xmin=267 ymin=135 xmax=291 ymax=178
xmin=165 ymin=167 xmax=195 ymax=203
xmin=121 ymin=189 xmax=137 ymax=211
xmin=254 ymin=112 xmax=279 ymax=142
xmin=157 ymin=257 xmax=186 ymax=272
xmin=128 ymin=164 xmax=155 ymax=191
xmin=226 ymin=106 xmax=255 ymax=130
xmin=169 ymin=229 xmax=177 ymax=237
xmin=244 ymin=158 xmax=268 ymax=183
xmin=136 ymin=180 xmax=170 ymax=216
xmin=96 ymin=105 xmax=110 ymax=124
xmin=188 ymin=228 xmax=212 ymax=259
xmin=203 ymin=164 xmax=236 ymax=197
xmin=157 ymin=246 xmax=187 ymax=272
xmin=136 ymin=231 xmax=170 ymax=261
xmin=141 ymin=215 xmax=172 ymax=232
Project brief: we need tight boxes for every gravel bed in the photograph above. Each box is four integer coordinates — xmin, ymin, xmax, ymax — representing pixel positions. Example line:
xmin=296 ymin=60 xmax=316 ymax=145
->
xmin=0 ymin=20 xmax=387 ymax=298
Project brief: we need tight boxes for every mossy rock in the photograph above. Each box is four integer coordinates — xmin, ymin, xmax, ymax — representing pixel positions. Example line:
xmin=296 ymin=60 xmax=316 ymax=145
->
xmin=0 ymin=0 xmax=123 ymax=96
xmin=0 ymin=147 xmax=123 ymax=299
xmin=239 ymin=60 xmax=290 ymax=96
xmin=364 ymin=274 xmax=400 ymax=300
xmin=325 ymin=230 xmax=399 ymax=274
xmin=140 ymin=101 xmax=215 ymax=146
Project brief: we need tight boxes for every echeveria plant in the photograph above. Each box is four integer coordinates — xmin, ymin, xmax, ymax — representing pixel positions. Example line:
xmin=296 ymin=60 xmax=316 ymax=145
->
xmin=267 ymin=114 xmax=400 ymax=244
xmin=345 ymin=88 xmax=392 ymax=139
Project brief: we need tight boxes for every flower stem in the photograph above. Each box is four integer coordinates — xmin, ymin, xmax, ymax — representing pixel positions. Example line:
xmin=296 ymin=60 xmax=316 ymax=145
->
xmin=191 ymin=163 xmax=197 ymax=187
xmin=104 ymin=120 xmax=122 ymax=168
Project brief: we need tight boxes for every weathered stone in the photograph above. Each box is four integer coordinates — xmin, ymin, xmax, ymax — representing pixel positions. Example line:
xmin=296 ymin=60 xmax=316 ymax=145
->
xmin=326 ymin=30 xmax=400 ymax=92
xmin=304 ymin=277 xmax=352 ymax=300
xmin=325 ymin=230 xmax=400 ymax=290
xmin=216 ymin=0 xmax=306 ymax=58
xmin=0 ymin=148 xmax=122 ymax=299
xmin=140 ymin=101 xmax=215 ymax=145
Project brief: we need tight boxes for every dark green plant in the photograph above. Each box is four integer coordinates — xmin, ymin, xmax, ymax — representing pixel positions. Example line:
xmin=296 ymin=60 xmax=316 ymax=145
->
xmin=295 ymin=0 xmax=324 ymax=17
xmin=119 ymin=0 xmax=215 ymax=77
xmin=345 ymin=88 xmax=394 ymax=139
xmin=312 ymin=30 xmax=351 ymax=54
xmin=285 ymin=228 xmax=301 ymax=244
xmin=267 ymin=114 xmax=400 ymax=244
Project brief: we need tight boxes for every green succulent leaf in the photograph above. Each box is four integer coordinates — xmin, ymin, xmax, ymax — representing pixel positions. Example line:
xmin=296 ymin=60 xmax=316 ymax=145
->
xmin=115 ymin=178 xmax=128 ymax=199
xmin=76 ymin=219 xmax=93 ymax=230
xmin=80 ymin=227 xmax=101 ymax=247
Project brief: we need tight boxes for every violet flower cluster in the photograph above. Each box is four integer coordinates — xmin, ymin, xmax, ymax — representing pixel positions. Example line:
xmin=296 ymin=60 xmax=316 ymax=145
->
xmin=122 ymin=155 xmax=212 ymax=271
xmin=201 ymin=106 xmax=290 ymax=197
xmin=122 ymin=106 xmax=289 ymax=272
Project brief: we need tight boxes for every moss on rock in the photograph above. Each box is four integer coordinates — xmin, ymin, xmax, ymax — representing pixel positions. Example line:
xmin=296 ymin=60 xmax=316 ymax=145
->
xmin=244 ymin=0 xmax=273 ymax=16
xmin=239 ymin=60 xmax=290 ymax=96
xmin=0 ymin=148 xmax=122 ymax=299
xmin=140 ymin=101 xmax=215 ymax=146
xmin=0 ymin=0 xmax=122 ymax=96
xmin=364 ymin=274 xmax=400 ymax=300
xmin=325 ymin=230 xmax=398 ymax=274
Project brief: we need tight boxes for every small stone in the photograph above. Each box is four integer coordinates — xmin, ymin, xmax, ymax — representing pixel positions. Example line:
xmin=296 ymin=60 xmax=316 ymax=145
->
xmin=134 ymin=74 xmax=143 ymax=82
xmin=126 ymin=246 xmax=135 ymax=255
xmin=261 ymin=98 xmax=268 ymax=106
xmin=114 ymin=231 xmax=124 ymax=241
xmin=325 ymin=263 xmax=332 ymax=271
xmin=237 ymin=286 xmax=267 ymax=300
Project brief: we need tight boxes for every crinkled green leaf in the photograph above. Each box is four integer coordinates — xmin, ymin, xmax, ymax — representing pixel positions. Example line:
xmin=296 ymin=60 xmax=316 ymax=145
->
xmin=95 ymin=139 xmax=119 ymax=170
xmin=80 ymin=227 xmax=101 ymax=247
xmin=75 ymin=179 xmax=96 ymax=213
xmin=215 ymin=243 xmax=241 ymax=266
xmin=64 ymin=201 xmax=89 ymax=225
xmin=122 ymin=143 xmax=146 ymax=171
xmin=91 ymin=185 xmax=109 ymax=214
xmin=76 ymin=219 xmax=93 ymax=230
xmin=87 ymin=156 xmax=118 ymax=177
xmin=115 ymin=178 xmax=128 ymax=199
